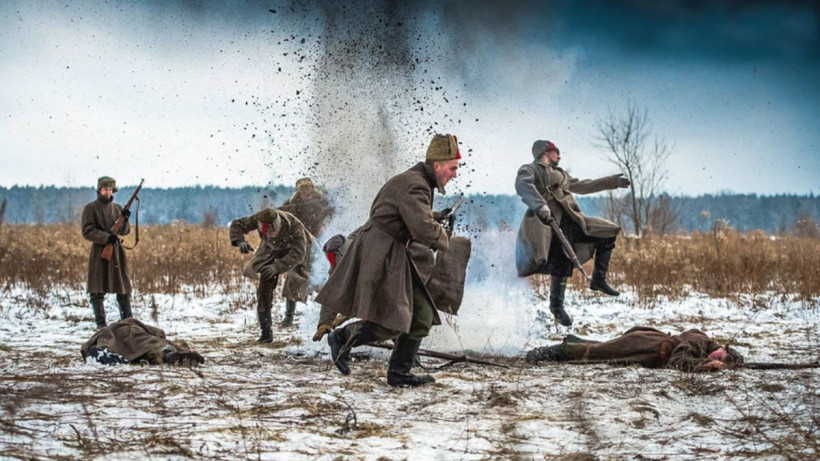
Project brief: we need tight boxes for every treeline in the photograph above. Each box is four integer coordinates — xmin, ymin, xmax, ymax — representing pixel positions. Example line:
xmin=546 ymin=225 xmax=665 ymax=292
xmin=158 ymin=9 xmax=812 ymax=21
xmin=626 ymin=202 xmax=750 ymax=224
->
xmin=0 ymin=185 xmax=817 ymax=234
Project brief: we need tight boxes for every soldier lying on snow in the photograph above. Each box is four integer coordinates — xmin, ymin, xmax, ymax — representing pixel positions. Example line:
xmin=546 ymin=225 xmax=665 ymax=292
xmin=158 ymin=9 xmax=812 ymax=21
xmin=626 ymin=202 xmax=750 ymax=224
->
xmin=526 ymin=326 xmax=744 ymax=372
xmin=81 ymin=318 xmax=204 ymax=366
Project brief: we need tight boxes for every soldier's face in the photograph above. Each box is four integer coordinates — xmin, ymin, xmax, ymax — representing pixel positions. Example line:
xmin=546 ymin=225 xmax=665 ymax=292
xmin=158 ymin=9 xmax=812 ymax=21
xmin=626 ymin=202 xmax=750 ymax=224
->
xmin=545 ymin=150 xmax=560 ymax=165
xmin=99 ymin=187 xmax=114 ymax=199
xmin=433 ymin=159 xmax=459 ymax=188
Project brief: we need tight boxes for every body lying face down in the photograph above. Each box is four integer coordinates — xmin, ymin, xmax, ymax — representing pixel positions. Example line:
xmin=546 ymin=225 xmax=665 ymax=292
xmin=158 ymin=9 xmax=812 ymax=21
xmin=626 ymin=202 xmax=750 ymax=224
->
xmin=81 ymin=318 xmax=204 ymax=366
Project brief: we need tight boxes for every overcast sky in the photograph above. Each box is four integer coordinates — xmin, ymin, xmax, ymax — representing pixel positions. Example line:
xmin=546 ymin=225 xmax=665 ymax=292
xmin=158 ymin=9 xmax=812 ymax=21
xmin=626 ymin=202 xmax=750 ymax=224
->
xmin=1 ymin=0 xmax=818 ymax=197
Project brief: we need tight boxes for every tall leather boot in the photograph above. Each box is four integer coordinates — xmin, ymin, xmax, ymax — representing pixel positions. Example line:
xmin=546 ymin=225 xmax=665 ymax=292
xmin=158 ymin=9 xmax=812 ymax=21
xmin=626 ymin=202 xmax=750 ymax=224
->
xmin=257 ymin=309 xmax=273 ymax=343
xmin=281 ymin=299 xmax=296 ymax=327
xmin=327 ymin=321 xmax=381 ymax=375
xmin=116 ymin=293 xmax=133 ymax=320
xmin=549 ymin=276 xmax=572 ymax=327
xmin=387 ymin=335 xmax=435 ymax=387
xmin=525 ymin=343 xmax=569 ymax=364
xmin=589 ymin=245 xmax=620 ymax=296
xmin=90 ymin=293 xmax=107 ymax=328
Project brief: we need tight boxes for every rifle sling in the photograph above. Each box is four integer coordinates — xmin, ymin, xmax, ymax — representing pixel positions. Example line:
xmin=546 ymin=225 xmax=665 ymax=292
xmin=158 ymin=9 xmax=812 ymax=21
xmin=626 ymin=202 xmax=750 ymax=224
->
xmin=121 ymin=196 xmax=140 ymax=250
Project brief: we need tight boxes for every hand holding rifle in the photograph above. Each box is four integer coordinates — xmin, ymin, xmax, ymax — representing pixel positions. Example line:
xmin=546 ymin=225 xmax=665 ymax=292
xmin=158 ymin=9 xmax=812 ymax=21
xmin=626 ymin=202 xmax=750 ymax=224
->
xmin=438 ymin=193 xmax=464 ymax=236
xmin=536 ymin=204 xmax=591 ymax=282
xmin=101 ymin=179 xmax=144 ymax=261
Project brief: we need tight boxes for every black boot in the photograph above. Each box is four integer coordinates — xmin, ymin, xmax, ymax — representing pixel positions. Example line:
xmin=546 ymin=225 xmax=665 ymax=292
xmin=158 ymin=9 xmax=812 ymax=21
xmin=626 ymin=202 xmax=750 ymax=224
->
xmin=327 ymin=321 xmax=380 ymax=375
xmin=525 ymin=343 xmax=569 ymax=364
xmin=281 ymin=299 xmax=296 ymax=327
xmin=387 ymin=335 xmax=435 ymax=388
xmin=90 ymin=293 xmax=107 ymax=328
xmin=549 ymin=276 xmax=572 ymax=327
xmin=116 ymin=293 xmax=133 ymax=320
xmin=257 ymin=310 xmax=273 ymax=343
xmin=589 ymin=246 xmax=620 ymax=296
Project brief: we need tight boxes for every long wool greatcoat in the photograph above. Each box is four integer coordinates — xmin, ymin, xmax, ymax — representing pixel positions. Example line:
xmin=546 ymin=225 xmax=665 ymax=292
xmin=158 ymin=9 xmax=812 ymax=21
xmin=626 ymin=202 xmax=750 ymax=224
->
xmin=515 ymin=159 xmax=623 ymax=277
xmin=81 ymin=195 xmax=131 ymax=294
xmin=229 ymin=210 xmax=308 ymax=284
xmin=278 ymin=189 xmax=334 ymax=302
xmin=565 ymin=327 xmax=723 ymax=372
xmin=80 ymin=318 xmax=189 ymax=362
xmin=315 ymin=162 xmax=450 ymax=334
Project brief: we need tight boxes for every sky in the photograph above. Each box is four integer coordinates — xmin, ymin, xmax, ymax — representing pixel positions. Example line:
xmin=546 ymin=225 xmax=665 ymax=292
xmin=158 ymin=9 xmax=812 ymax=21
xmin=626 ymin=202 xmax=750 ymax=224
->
xmin=1 ymin=0 xmax=818 ymax=198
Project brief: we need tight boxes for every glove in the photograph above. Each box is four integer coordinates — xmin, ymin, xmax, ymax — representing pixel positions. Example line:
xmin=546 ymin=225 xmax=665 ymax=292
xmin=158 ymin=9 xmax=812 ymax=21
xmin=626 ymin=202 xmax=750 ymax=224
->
xmin=536 ymin=205 xmax=552 ymax=224
xmin=616 ymin=173 xmax=631 ymax=188
xmin=120 ymin=208 xmax=131 ymax=220
xmin=259 ymin=265 xmax=278 ymax=280
xmin=106 ymin=233 xmax=119 ymax=245
xmin=238 ymin=241 xmax=254 ymax=254
xmin=330 ymin=314 xmax=347 ymax=328
xmin=312 ymin=324 xmax=332 ymax=342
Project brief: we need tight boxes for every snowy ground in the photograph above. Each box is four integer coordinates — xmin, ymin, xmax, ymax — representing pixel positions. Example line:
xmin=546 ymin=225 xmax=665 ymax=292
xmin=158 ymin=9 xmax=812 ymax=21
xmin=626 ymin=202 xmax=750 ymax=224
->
xmin=0 ymin=283 xmax=818 ymax=460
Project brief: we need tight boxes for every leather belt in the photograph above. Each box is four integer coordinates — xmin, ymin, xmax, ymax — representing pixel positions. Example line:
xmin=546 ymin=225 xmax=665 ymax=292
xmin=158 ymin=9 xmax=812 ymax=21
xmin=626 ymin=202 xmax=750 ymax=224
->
xmin=659 ymin=335 xmax=672 ymax=365
xmin=367 ymin=219 xmax=409 ymax=246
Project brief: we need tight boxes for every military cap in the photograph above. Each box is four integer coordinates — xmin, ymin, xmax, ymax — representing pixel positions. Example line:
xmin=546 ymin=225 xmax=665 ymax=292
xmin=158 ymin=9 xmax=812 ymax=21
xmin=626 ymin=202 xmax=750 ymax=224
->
xmin=253 ymin=208 xmax=282 ymax=229
xmin=532 ymin=140 xmax=559 ymax=159
xmin=97 ymin=176 xmax=118 ymax=192
xmin=295 ymin=177 xmax=315 ymax=189
xmin=426 ymin=134 xmax=461 ymax=161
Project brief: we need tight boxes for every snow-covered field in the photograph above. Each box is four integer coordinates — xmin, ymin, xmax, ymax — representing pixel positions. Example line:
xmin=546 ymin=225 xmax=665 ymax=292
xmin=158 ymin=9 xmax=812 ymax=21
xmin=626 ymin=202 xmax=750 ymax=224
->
xmin=1 ymin=283 xmax=818 ymax=460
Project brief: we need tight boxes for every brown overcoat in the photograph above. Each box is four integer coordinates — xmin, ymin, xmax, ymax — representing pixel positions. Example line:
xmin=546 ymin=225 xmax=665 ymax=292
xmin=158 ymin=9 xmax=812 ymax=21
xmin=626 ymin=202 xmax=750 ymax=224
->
xmin=564 ymin=327 xmax=723 ymax=372
xmin=81 ymin=195 xmax=131 ymax=294
xmin=315 ymin=162 xmax=450 ymax=334
xmin=515 ymin=159 xmax=623 ymax=276
xmin=279 ymin=188 xmax=334 ymax=302
xmin=80 ymin=318 xmax=189 ymax=362
xmin=229 ymin=210 xmax=308 ymax=282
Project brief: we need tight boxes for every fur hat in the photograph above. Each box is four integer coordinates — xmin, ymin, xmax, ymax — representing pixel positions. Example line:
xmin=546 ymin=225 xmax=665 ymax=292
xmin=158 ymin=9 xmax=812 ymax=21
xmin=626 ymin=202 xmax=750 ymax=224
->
xmin=253 ymin=208 xmax=282 ymax=230
xmin=426 ymin=134 xmax=461 ymax=161
xmin=724 ymin=346 xmax=744 ymax=367
xmin=295 ymin=177 xmax=315 ymax=189
xmin=97 ymin=176 xmax=118 ymax=192
xmin=532 ymin=140 xmax=559 ymax=159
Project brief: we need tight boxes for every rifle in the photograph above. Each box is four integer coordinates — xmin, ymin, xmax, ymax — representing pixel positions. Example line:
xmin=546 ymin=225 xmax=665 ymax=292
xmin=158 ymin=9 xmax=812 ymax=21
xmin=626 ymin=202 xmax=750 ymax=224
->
xmin=742 ymin=361 xmax=819 ymax=370
xmin=370 ymin=342 xmax=510 ymax=369
xmin=543 ymin=215 xmax=591 ymax=282
xmin=101 ymin=179 xmax=144 ymax=261
xmin=438 ymin=193 xmax=464 ymax=235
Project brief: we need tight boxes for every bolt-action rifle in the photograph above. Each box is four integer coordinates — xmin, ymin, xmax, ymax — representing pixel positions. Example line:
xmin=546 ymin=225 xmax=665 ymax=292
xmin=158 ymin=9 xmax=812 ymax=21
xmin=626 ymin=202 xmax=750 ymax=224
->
xmin=742 ymin=361 xmax=819 ymax=370
xmin=370 ymin=342 xmax=509 ymax=369
xmin=101 ymin=179 xmax=144 ymax=261
xmin=543 ymin=215 xmax=591 ymax=282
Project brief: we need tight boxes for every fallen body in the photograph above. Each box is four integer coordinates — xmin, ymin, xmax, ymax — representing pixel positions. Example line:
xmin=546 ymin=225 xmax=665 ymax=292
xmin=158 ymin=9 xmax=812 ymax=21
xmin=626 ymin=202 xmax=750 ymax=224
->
xmin=526 ymin=326 xmax=744 ymax=372
xmin=81 ymin=318 xmax=204 ymax=366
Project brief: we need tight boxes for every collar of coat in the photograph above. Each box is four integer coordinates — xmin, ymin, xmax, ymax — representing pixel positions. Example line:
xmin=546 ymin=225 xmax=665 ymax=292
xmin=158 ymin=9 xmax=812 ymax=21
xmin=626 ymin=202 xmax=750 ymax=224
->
xmin=419 ymin=161 xmax=444 ymax=195
xmin=534 ymin=158 xmax=563 ymax=172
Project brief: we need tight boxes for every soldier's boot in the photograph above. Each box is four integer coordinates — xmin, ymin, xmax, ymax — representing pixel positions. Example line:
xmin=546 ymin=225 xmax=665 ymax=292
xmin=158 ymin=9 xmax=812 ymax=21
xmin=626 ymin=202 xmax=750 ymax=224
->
xmin=589 ymin=246 xmax=620 ymax=296
xmin=549 ymin=276 xmax=573 ymax=327
xmin=327 ymin=321 xmax=380 ymax=376
xmin=281 ymin=299 xmax=296 ymax=327
xmin=525 ymin=343 xmax=569 ymax=364
xmin=116 ymin=293 xmax=133 ymax=320
xmin=163 ymin=345 xmax=205 ymax=366
xmin=257 ymin=309 xmax=273 ymax=343
xmin=386 ymin=335 xmax=435 ymax=388
xmin=90 ymin=293 xmax=107 ymax=329
xmin=564 ymin=334 xmax=599 ymax=344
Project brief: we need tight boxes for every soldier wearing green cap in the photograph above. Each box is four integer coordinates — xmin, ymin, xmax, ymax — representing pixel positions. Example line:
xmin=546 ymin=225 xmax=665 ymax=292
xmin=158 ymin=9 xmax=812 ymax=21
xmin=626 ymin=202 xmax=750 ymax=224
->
xmin=316 ymin=133 xmax=462 ymax=387
xmin=81 ymin=176 xmax=133 ymax=328
xmin=229 ymin=208 xmax=308 ymax=343
xmin=515 ymin=140 xmax=630 ymax=327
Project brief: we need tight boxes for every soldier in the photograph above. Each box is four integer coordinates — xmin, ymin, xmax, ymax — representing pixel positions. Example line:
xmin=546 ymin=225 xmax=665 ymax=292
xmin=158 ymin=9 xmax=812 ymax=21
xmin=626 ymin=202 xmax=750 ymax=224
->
xmin=515 ymin=140 xmax=630 ymax=327
xmin=230 ymin=208 xmax=308 ymax=343
xmin=525 ymin=327 xmax=744 ymax=372
xmin=82 ymin=318 xmax=204 ymax=366
xmin=315 ymin=133 xmax=461 ymax=387
xmin=81 ymin=176 xmax=133 ymax=328
xmin=278 ymin=178 xmax=334 ymax=326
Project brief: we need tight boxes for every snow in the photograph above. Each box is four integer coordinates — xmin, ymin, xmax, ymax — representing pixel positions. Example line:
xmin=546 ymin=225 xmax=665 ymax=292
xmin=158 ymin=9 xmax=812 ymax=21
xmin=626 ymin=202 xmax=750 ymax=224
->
xmin=0 ymin=283 xmax=817 ymax=459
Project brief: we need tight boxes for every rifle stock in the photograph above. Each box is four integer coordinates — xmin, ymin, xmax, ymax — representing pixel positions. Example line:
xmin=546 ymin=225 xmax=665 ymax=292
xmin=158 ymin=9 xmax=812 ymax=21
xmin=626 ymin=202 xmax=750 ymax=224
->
xmin=546 ymin=216 xmax=591 ymax=282
xmin=101 ymin=179 xmax=144 ymax=261
xmin=742 ymin=362 xmax=819 ymax=370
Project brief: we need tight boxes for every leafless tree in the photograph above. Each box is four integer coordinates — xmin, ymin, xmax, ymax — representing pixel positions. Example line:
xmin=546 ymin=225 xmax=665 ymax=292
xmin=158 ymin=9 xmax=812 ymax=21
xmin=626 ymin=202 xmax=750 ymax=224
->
xmin=595 ymin=103 xmax=673 ymax=236
xmin=0 ymin=198 xmax=6 ymax=227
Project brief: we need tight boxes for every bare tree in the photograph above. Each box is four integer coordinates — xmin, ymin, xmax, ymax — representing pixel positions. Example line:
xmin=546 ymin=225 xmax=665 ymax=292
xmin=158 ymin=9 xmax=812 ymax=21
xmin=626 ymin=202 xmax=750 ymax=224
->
xmin=0 ymin=197 xmax=6 ymax=227
xmin=595 ymin=103 xmax=673 ymax=236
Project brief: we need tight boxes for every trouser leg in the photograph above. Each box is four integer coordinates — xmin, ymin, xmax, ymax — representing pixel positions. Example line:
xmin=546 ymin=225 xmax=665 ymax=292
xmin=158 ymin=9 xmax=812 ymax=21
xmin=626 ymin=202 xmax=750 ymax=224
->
xmin=116 ymin=293 xmax=132 ymax=320
xmin=387 ymin=283 xmax=435 ymax=387
xmin=89 ymin=293 xmax=107 ymax=328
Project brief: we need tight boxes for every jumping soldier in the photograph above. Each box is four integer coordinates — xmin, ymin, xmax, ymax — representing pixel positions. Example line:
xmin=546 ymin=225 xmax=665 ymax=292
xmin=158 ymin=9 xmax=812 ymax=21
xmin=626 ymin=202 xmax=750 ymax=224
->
xmin=82 ymin=318 xmax=204 ymax=366
xmin=277 ymin=177 xmax=334 ymax=326
xmin=515 ymin=140 xmax=630 ymax=327
xmin=81 ymin=176 xmax=133 ymax=328
xmin=229 ymin=208 xmax=308 ymax=343
xmin=315 ymin=133 xmax=461 ymax=387
xmin=525 ymin=327 xmax=744 ymax=372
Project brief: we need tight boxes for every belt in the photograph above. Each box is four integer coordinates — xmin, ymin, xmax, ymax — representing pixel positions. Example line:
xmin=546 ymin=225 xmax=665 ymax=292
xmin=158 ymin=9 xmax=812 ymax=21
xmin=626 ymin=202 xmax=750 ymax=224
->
xmin=367 ymin=219 xmax=409 ymax=246
xmin=659 ymin=335 xmax=672 ymax=365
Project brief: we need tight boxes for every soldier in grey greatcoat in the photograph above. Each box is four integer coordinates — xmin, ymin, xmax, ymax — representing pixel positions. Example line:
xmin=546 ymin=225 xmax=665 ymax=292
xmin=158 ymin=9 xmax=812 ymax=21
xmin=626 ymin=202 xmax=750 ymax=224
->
xmin=277 ymin=177 xmax=334 ymax=326
xmin=315 ymin=133 xmax=461 ymax=387
xmin=81 ymin=176 xmax=133 ymax=328
xmin=515 ymin=140 xmax=630 ymax=326
xmin=230 ymin=208 xmax=308 ymax=343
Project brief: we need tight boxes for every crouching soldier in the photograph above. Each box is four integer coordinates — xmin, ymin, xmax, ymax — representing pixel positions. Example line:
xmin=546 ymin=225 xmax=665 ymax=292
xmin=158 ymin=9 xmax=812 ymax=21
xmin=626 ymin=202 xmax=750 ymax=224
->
xmin=315 ymin=133 xmax=463 ymax=388
xmin=525 ymin=327 xmax=744 ymax=372
xmin=81 ymin=176 xmax=133 ymax=328
xmin=81 ymin=318 xmax=204 ymax=366
xmin=230 ymin=208 xmax=308 ymax=343
xmin=278 ymin=177 xmax=334 ymax=326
